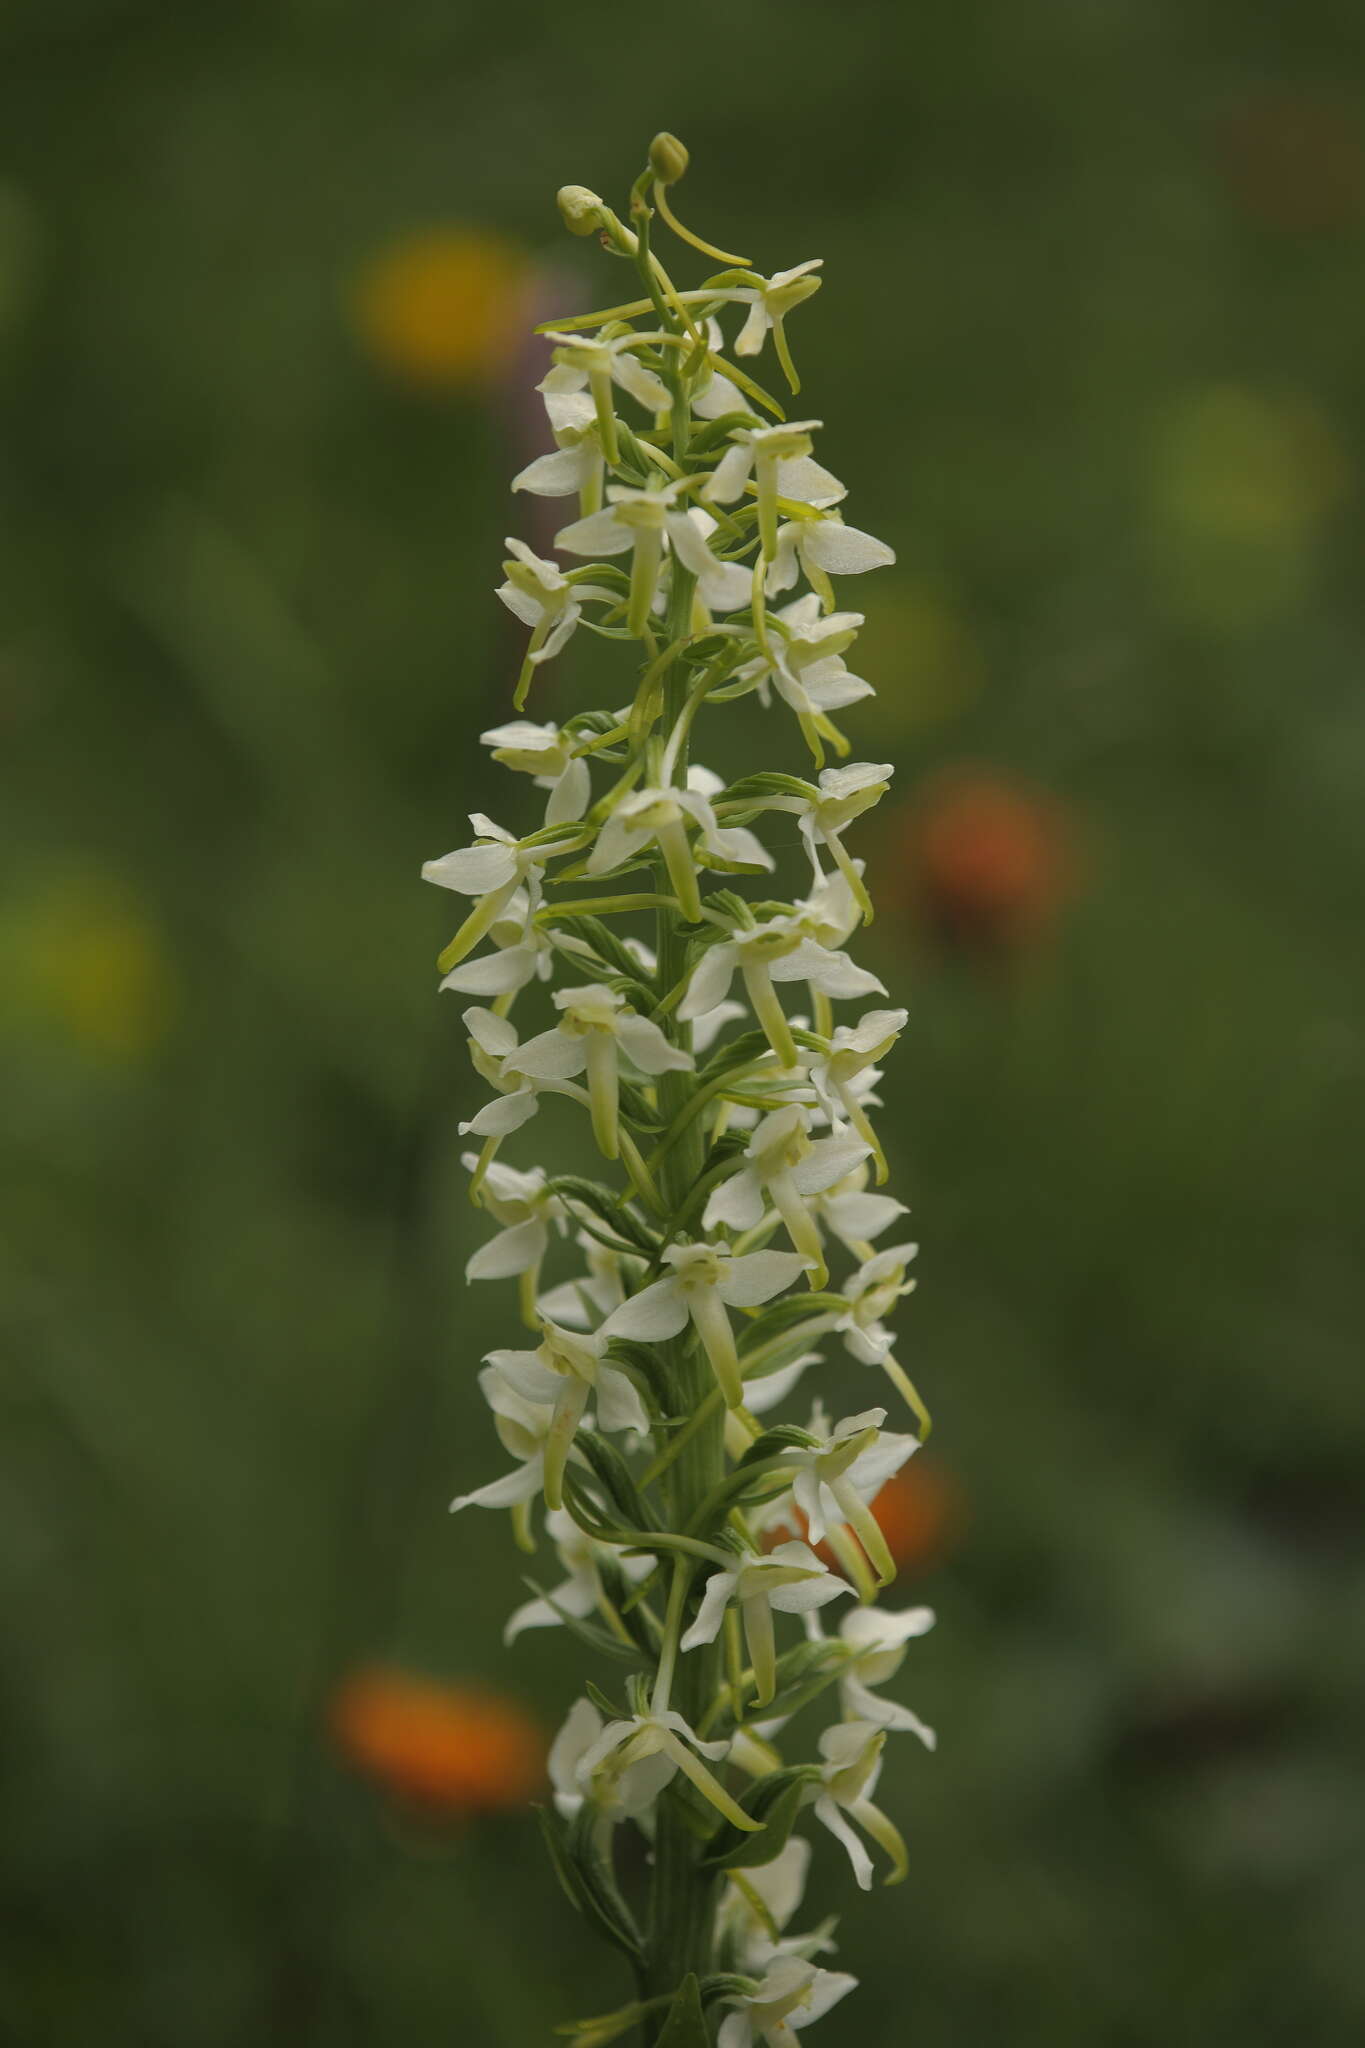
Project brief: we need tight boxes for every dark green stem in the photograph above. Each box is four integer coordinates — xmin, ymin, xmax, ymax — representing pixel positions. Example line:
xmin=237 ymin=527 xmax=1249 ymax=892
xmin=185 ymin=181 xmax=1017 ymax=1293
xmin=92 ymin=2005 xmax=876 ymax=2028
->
xmin=642 ymin=557 xmax=727 ymax=2037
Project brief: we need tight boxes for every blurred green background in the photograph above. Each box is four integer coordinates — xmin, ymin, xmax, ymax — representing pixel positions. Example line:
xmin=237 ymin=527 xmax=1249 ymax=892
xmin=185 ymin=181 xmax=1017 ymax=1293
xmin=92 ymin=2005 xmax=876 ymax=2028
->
xmin=3 ymin=2 xmax=1364 ymax=2042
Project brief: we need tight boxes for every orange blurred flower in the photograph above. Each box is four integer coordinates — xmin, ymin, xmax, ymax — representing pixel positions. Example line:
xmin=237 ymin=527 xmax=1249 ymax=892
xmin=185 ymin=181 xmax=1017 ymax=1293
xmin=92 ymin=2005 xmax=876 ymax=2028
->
xmin=349 ymin=227 xmax=528 ymax=391
xmin=329 ymin=1666 xmax=543 ymax=1815
xmin=867 ymin=1460 xmax=964 ymax=1574
xmin=899 ymin=768 xmax=1074 ymax=954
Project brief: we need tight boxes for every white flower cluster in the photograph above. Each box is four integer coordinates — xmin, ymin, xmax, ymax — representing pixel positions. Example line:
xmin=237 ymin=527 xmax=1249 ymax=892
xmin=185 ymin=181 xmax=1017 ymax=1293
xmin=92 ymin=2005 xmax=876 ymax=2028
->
xmin=423 ymin=138 xmax=934 ymax=2048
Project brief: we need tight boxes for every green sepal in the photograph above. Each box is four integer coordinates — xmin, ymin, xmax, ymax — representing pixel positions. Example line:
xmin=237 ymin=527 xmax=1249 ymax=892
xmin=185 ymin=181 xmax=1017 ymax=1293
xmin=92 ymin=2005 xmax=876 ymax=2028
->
xmin=700 ymin=1766 xmax=818 ymax=1871
xmin=653 ymin=1973 xmax=709 ymax=2048
xmin=546 ymin=1176 xmax=660 ymax=1253
xmin=736 ymin=1293 xmax=846 ymax=1354
xmin=603 ymin=1337 xmax=672 ymax=1407
xmin=719 ymin=772 xmax=818 ymax=805
xmin=687 ymin=411 xmax=762 ymax=451
xmin=548 ymin=915 xmax=653 ymax=982
xmin=618 ymin=1079 xmax=669 ymax=1134
xmin=735 ymin=1422 xmax=821 ymax=1465
xmin=572 ymin=1430 xmax=653 ymax=1531
xmin=534 ymin=1804 xmax=644 ymax=1963
xmin=703 ymin=889 xmax=757 ymax=930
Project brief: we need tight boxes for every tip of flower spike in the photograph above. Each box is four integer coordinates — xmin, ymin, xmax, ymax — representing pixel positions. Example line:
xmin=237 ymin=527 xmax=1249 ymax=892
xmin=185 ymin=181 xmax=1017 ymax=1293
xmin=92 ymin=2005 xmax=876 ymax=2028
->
xmin=557 ymin=186 xmax=605 ymax=237
xmin=648 ymin=133 xmax=689 ymax=186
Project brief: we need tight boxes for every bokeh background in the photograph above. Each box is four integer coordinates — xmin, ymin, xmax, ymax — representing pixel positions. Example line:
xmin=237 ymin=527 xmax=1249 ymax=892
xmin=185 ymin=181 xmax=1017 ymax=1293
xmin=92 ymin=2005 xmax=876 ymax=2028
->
xmin=4 ymin=3 xmax=1364 ymax=2042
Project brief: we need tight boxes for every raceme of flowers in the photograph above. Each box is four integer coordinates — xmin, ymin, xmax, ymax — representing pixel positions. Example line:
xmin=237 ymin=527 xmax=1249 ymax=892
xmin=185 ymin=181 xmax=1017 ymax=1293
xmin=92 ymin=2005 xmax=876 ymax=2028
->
xmin=424 ymin=134 xmax=934 ymax=2048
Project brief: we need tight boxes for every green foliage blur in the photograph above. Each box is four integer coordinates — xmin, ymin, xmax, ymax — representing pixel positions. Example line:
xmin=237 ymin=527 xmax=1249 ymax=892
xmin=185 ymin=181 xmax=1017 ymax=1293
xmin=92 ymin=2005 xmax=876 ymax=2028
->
xmin=3 ymin=2 xmax=1363 ymax=2042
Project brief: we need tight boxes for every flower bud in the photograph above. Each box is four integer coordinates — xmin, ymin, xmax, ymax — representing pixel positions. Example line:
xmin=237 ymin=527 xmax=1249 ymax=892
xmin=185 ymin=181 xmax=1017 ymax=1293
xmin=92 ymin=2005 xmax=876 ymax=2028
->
xmin=557 ymin=185 xmax=605 ymax=237
xmin=648 ymin=132 xmax=689 ymax=186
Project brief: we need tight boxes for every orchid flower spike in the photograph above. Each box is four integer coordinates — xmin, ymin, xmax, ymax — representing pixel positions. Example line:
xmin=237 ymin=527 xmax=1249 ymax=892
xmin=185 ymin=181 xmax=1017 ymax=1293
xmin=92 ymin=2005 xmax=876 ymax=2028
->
xmin=426 ymin=137 xmax=938 ymax=2048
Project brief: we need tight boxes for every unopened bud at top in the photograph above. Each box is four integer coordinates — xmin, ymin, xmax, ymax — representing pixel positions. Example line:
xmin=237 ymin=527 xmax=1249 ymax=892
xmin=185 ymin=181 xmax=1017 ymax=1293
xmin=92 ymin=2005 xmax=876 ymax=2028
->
xmin=557 ymin=185 xmax=605 ymax=237
xmin=648 ymin=132 xmax=689 ymax=186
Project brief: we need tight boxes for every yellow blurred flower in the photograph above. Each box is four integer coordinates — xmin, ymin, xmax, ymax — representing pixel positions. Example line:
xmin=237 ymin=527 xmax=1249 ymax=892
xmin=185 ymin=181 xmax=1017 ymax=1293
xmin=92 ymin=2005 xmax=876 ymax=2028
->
xmin=849 ymin=577 xmax=983 ymax=740
xmin=5 ymin=876 xmax=176 ymax=1062
xmin=349 ymin=226 xmax=528 ymax=391
xmin=1151 ymin=386 xmax=1350 ymax=627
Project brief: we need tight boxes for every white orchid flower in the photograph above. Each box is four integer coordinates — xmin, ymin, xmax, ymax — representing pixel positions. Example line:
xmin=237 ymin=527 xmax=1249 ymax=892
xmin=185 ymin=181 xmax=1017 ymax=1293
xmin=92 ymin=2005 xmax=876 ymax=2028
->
xmin=587 ymin=781 xmax=771 ymax=921
xmin=486 ymin=1318 xmax=647 ymax=1510
xmin=549 ymin=1696 xmax=673 ymax=1823
xmin=436 ymin=882 xmax=564 ymax=1004
xmin=784 ymin=1405 xmax=917 ymax=1587
xmin=681 ymin=1540 xmax=852 ymax=1704
xmin=798 ymin=763 xmax=893 ymax=913
xmin=718 ymin=1839 xmax=834 ymax=1974
xmin=724 ymin=258 xmax=826 ymax=393
xmin=541 ymin=329 xmax=673 ymax=464
xmin=689 ymin=321 xmax=751 ymax=420
xmin=764 ymin=514 xmax=895 ymax=607
xmin=832 ymin=1244 xmax=927 ymax=1428
xmin=807 ymin=1160 xmax=908 ymax=1262
xmin=463 ymin=1156 xmax=569 ymax=1324
xmin=556 ymin=479 xmax=688 ymax=637
xmin=708 ymin=420 xmax=844 ymax=557
xmin=504 ymin=981 xmax=692 ymax=1162
xmin=838 ymin=1605 xmax=937 ymax=1747
xmin=741 ymin=761 xmax=893 ymax=922
xmin=515 ymin=382 xmax=605 ymax=516
xmin=804 ymin=1007 xmax=907 ymax=1182
xmin=717 ymin=1956 xmax=858 ymax=2048
xmin=496 ymin=537 xmax=614 ymax=707
xmin=449 ymin=1361 xmax=555 ymax=1515
xmin=809 ymin=1720 xmax=907 ymax=1891
xmin=736 ymin=596 xmax=874 ymax=755
xmin=601 ymin=1243 xmax=808 ymax=1409
xmin=457 ymin=1006 xmax=539 ymax=1143
xmin=504 ymin=1505 xmax=654 ymax=1644
xmin=703 ymin=1103 xmax=870 ymax=1287
xmin=422 ymin=812 xmax=576 ymax=973
xmin=480 ymin=719 xmax=592 ymax=827
xmin=677 ymin=913 xmax=886 ymax=1071
xmin=662 ymin=505 xmax=754 ymax=620
xmin=574 ymin=1707 xmax=762 ymax=1833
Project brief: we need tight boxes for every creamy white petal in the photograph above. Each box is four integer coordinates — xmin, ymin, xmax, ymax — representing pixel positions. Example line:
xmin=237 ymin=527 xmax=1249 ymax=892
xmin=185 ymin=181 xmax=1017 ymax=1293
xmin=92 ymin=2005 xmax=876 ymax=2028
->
xmin=600 ymin=1278 xmax=690 ymax=1342
xmin=512 ymin=446 xmax=587 ymax=496
xmin=440 ymin=946 xmax=539 ymax=996
xmin=802 ymin=521 xmax=896 ymax=574
xmin=466 ymin=1217 xmax=547 ymax=1281
xmin=596 ymin=1365 xmax=649 ymax=1435
xmin=422 ymin=843 xmax=518 ymax=895
xmin=555 ymin=508 xmax=634 ymax=556
xmin=813 ymin=1794 xmax=875 ymax=1891
xmin=545 ymin=755 xmax=591 ymax=825
xmin=717 ymin=1249 xmax=810 ymax=1307
xmin=680 ymin=1569 xmax=739 ymax=1652
xmin=615 ymin=1013 xmax=693 ymax=1075
xmin=709 ymin=441 xmax=754 ymax=503
xmin=504 ymin=1028 xmax=588 ymax=1081
xmin=459 ymin=1090 xmax=538 ymax=1137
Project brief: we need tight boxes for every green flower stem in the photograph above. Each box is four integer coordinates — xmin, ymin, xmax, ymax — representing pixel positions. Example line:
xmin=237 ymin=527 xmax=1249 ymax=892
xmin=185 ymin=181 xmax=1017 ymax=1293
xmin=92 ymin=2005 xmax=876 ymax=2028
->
xmin=642 ymin=549 xmax=728 ymax=2028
